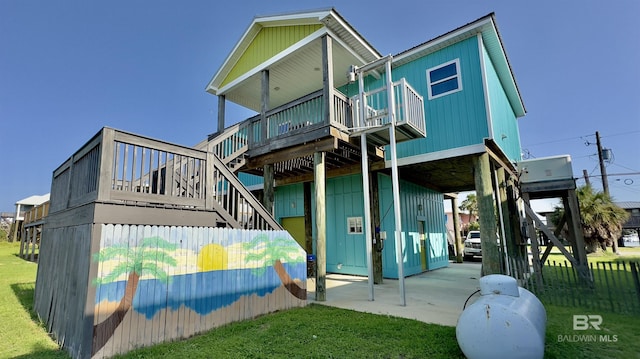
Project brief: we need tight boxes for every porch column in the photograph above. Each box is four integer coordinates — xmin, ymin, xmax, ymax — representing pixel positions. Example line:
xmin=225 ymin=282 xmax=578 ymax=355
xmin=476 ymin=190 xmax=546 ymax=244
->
xmin=217 ymin=95 xmax=226 ymax=133
xmin=314 ymin=151 xmax=327 ymax=301
xmin=321 ymin=35 xmax=334 ymax=125
xmin=451 ymin=196 xmax=463 ymax=263
xmin=261 ymin=69 xmax=269 ymax=142
xmin=473 ymin=153 xmax=501 ymax=275
xmin=260 ymin=69 xmax=274 ymax=213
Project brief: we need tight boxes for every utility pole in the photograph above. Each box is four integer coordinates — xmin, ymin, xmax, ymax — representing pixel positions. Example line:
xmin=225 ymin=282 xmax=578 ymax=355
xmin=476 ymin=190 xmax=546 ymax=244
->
xmin=596 ymin=131 xmax=618 ymax=254
xmin=596 ymin=131 xmax=609 ymax=195
xmin=582 ymin=169 xmax=590 ymax=186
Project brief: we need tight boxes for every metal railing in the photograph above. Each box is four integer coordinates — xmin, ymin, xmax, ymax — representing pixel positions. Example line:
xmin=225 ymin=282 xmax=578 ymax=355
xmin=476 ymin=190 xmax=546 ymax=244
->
xmin=511 ymin=258 xmax=640 ymax=315
xmin=49 ymin=127 xmax=281 ymax=230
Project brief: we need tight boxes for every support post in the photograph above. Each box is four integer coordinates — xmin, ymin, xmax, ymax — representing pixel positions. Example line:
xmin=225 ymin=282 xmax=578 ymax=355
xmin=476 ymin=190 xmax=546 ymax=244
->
xmin=261 ymin=70 xmax=269 ymax=143
xmin=473 ymin=153 xmax=501 ymax=275
xmin=217 ymin=95 xmax=226 ymax=133
xmin=263 ymin=164 xmax=274 ymax=215
xmin=314 ymin=152 xmax=327 ymax=301
xmin=565 ymin=191 xmax=590 ymax=280
xmin=304 ymin=182 xmax=313 ymax=253
xmin=371 ymin=173 xmax=383 ymax=284
xmin=522 ymin=192 xmax=543 ymax=288
xmin=451 ymin=197 xmax=463 ymax=263
xmin=321 ymin=35 xmax=334 ymax=125
xmin=385 ymin=59 xmax=405 ymax=306
xmin=495 ymin=167 xmax=511 ymax=275
xmin=360 ymin=133 xmax=374 ymax=301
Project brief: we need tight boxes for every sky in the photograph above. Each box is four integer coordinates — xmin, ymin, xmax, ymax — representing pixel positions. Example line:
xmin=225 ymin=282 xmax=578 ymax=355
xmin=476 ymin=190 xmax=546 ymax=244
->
xmin=1 ymin=0 xmax=639 ymax=213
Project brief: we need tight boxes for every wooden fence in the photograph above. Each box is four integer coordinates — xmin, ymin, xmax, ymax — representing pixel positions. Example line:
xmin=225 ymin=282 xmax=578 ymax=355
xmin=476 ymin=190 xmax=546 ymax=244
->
xmin=512 ymin=259 xmax=640 ymax=315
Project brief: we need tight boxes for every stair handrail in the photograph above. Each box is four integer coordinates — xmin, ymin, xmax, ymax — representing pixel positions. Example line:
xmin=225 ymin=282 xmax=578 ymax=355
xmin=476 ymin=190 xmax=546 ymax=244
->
xmin=207 ymin=152 xmax=282 ymax=231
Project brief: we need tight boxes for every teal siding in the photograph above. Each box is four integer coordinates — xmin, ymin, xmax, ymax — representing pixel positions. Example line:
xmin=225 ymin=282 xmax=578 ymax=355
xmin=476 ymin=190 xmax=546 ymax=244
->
xmin=274 ymin=183 xmax=304 ymax=221
xmin=483 ymin=45 xmax=523 ymax=162
xmin=392 ymin=36 xmax=488 ymax=159
xmin=325 ymin=175 xmax=367 ymax=275
xmin=238 ymin=173 xmax=264 ymax=188
xmin=276 ymin=174 xmax=448 ymax=278
xmin=378 ymin=174 xmax=448 ymax=278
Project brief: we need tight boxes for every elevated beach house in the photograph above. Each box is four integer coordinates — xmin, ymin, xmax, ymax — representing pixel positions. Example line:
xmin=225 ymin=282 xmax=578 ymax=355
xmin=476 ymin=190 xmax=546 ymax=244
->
xmin=34 ymin=8 xmax=526 ymax=358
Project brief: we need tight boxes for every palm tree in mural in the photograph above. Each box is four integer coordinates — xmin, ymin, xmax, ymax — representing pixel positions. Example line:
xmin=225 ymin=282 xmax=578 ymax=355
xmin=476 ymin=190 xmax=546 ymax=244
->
xmin=91 ymin=236 xmax=177 ymax=355
xmin=243 ymin=234 xmax=307 ymax=300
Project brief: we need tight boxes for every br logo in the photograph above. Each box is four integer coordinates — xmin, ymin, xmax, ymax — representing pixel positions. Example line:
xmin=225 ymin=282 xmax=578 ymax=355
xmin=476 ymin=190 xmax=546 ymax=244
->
xmin=573 ymin=315 xmax=602 ymax=330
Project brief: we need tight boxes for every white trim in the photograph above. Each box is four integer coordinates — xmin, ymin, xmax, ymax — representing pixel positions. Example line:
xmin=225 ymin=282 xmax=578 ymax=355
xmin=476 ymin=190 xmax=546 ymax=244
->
xmin=324 ymin=28 xmax=378 ymax=68
xmin=216 ymin=28 xmax=328 ymax=95
xmin=386 ymin=143 xmax=486 ymax=168
xmin=478 ymin=34 xmax=494 ymax=140
xmin=322 ymin=12 xmax=380 ymax=60
xmin=394 ymin=18 xmax=493 ymax=63
xmin=426 ymin=58 xmax=462 ymax=100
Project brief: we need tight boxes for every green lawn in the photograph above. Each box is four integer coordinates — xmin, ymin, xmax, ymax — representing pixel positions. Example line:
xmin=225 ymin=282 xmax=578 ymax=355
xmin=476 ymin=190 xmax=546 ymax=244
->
xmin=1 ymin=241 xmax=639 ymax=359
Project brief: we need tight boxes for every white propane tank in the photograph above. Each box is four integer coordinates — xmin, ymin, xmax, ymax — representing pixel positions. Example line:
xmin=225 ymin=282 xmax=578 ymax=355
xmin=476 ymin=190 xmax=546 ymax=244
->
xmin=456 ymin=274 xmax=546 ymax=359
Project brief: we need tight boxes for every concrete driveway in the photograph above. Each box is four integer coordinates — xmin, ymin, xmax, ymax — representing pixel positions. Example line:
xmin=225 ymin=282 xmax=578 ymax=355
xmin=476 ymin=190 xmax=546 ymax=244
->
xmin=307 ymin=261 xmax=483 ymax=327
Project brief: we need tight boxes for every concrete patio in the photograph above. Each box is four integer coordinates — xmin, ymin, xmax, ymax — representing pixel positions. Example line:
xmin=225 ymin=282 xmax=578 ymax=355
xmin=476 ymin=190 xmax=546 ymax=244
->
xmin=307 ymin=261 xmax=483 ymax=327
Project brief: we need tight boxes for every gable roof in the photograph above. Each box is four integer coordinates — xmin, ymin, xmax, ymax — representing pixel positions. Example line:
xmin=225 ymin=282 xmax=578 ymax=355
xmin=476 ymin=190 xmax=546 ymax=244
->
xmin=206 ymin=7 xmax=381 ymax=96
xmin=393 ymin=13 xmax=526 ymax=117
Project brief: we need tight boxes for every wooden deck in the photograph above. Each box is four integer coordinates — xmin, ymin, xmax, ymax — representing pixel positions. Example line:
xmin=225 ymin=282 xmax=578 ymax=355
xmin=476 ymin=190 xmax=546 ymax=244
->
xmin=205 ymin=79 xmax=425 ymax=183
xmin=49 ymin=127 xmax=280 ymax=231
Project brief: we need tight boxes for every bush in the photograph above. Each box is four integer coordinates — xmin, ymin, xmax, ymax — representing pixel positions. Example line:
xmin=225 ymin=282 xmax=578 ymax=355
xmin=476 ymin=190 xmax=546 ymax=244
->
xmin=0 ymin=225 xmax=8 ymax=242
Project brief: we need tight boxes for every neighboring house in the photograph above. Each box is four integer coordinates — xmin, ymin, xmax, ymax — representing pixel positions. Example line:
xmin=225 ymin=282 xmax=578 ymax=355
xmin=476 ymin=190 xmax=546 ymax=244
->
xmin=205 ymin=8 xmax=525 ymax=279
xmin=14 ymin=193 xmax=49 ymax=221
xmin=9 ymin=193 xmax=49 ymax=243
xmin=617 ymin=202 xmax=640 ymax=246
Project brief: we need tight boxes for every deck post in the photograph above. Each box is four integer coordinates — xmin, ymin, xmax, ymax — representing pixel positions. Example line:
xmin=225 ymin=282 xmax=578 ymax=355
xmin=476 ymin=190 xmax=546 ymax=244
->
xmin=451 ymin=196 xmax=463 ymax=263
xmin=263 ymin=164 xmax=274 ymax=215
xmin=304 ymin=182 xmax=313 ymax=253
xmin=370 ymin=173 xmax=383 ymax=284
xmin=261 ymin=70 xmax=269 ymax=144
xmin=473 ymin=153 xmax=501 ymax=275
xmin=564 ymin=191 xmax=590 ymax=279
xmin=494 ymin=166 xmax=510 ymax=275
xmin=217 ymin=95 xmax=226 ymax=133
xmin=321 ymin=35 xmax=334 ymax=125
xmin=314 ymin=151 xmax=327 ymax=301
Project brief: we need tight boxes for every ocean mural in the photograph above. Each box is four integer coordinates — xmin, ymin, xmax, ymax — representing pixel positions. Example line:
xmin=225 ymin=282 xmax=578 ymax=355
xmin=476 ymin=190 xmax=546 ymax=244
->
xmin=91 ymin=224 xmax=307 ymax=358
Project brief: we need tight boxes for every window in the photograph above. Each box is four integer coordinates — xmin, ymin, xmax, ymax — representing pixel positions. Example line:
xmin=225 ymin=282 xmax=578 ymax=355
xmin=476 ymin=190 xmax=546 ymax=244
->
xmin=426 ymin=59 xmax=462 ymax=99
xmin=347 ymin=217 xmax=363 ymax=234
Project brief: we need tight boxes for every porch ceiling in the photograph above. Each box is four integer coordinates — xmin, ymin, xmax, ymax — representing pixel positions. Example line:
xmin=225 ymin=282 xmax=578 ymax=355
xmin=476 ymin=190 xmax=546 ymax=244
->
xmin=222 ymin=37 xmax=367 ymax=112
xmin=397 ymin=155 xmax=477 ymax=193
xmin=242 ymin=138 xmax=384 ymax=182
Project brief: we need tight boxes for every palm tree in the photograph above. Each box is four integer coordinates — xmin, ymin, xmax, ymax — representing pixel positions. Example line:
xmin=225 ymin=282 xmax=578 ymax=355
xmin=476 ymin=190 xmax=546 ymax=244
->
xmin=243 ymin=234 xmax=306 ymax=300
xmin=92 ymin=236 xmax=177 ymax=355
xmin=551 ymin=185 xmax=629 ymax=253
xmin=459 ymin=193 xmax=479 ymax=234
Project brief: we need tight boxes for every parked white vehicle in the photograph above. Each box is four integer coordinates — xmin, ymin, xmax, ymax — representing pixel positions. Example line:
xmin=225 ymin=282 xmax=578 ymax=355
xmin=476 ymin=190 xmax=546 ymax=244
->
xmin=621 ymin=229 xmax=639 ymax=247
xmin=463 ymin=231 xmax=482 ymax=259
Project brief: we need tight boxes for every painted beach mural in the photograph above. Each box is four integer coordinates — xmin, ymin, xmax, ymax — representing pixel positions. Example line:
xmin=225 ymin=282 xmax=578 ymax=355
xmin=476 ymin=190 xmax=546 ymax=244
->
xmin=91 ymin=224 xmax=307 ymax=358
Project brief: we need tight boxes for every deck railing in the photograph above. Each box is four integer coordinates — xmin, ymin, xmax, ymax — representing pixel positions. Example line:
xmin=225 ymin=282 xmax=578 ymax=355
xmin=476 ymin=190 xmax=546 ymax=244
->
xmin=213 ymin=89 xmax=353 ymax=154
xmin=49 ymin=128 xmax=280 ymax=230
xmin=23 ymin=201 xmax=49 ymax=225
xmin=352 ymin=78 xmax=425 ymax=136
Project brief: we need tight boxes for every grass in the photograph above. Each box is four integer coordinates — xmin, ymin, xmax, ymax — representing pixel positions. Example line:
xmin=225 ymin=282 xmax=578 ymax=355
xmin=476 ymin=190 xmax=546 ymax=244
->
xmin=1 ymin=241 xmax=639 ymax=358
